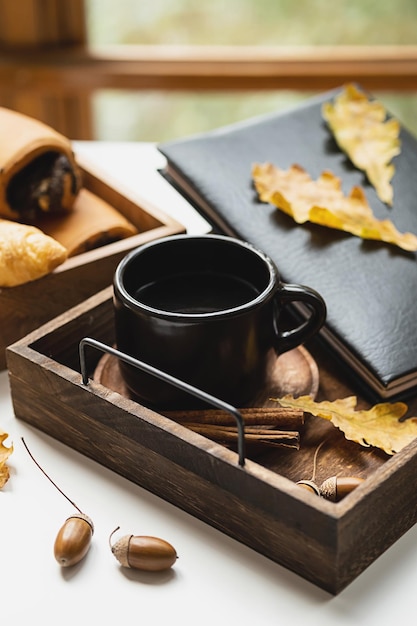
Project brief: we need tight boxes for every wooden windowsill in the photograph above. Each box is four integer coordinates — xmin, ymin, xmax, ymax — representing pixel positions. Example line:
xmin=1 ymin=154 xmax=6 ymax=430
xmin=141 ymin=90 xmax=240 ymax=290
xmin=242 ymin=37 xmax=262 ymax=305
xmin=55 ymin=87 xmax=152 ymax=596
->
xmin=0 ymin=44 xmax=416 ymax=93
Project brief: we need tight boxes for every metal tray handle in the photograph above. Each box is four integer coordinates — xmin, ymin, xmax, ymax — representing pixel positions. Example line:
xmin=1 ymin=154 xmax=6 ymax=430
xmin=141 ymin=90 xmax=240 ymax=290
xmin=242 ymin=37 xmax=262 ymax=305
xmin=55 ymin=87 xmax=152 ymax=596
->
xmin=79 ymin=337 xmax=246 ymax=466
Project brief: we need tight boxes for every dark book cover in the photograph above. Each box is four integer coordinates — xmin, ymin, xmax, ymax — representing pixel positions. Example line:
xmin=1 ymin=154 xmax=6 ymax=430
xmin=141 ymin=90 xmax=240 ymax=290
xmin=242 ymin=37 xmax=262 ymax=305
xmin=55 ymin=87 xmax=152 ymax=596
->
xmin=158 ymin=87 xmax=417 ymax=400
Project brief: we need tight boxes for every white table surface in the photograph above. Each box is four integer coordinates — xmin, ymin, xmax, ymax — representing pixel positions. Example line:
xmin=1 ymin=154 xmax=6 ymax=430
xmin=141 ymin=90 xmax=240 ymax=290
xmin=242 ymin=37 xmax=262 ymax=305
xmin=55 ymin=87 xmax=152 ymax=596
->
xmin=3 ymin=142 xmax=417 ymax=625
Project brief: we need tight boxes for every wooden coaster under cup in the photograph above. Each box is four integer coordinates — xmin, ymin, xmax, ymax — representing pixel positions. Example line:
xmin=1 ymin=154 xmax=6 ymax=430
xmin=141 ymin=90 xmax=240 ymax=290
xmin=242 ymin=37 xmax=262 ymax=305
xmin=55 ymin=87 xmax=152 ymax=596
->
xmin=94 ymin=345 xmax=320 ymax=405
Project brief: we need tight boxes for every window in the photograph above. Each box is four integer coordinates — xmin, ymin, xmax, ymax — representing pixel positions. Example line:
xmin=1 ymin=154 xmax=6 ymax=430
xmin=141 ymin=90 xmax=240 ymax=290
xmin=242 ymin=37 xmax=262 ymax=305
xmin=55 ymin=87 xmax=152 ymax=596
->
xmin=1 ymin=0 xmax=416 ymax=140
xmin=85 ymin=0 xmax=417 ymax=141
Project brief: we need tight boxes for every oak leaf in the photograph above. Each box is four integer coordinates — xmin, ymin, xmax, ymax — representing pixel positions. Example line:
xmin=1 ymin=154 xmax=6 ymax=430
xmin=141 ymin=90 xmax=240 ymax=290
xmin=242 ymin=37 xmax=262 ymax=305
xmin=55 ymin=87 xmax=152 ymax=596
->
xmin=275 ymin=395 xmax=417 ymax=455
xmin=0 ymin=430 xmax=13 ymax=488
xmin=322 ymin=83 xmax=401 ymax=205
xmin=252 ymin=162 xmax=417 ymax=251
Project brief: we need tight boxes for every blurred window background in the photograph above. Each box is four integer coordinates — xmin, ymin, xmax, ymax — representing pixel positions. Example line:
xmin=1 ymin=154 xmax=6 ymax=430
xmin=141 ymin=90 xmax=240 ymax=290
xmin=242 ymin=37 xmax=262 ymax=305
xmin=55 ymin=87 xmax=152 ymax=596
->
xmin=85 ymin=0 xmax=417 ymax=141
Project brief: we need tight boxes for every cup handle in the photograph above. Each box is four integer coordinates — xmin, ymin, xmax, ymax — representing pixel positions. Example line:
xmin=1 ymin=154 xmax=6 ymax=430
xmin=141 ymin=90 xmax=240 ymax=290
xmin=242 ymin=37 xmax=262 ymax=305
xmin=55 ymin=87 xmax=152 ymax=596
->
xmin=273 ymin=283 xmax=327 ymax=354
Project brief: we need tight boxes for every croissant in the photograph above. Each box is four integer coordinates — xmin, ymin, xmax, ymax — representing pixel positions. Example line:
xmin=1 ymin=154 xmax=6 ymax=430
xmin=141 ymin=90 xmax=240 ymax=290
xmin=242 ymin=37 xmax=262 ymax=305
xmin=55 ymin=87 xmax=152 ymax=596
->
xmin=0 ymin=218 xmax=68 ymax=287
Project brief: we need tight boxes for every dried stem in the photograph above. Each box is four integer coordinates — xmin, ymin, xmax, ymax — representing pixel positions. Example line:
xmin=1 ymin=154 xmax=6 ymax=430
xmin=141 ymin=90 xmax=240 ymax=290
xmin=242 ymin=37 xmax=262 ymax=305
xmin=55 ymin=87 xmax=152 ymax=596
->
xmin=21 ymin=437 xmax=84 ymax=514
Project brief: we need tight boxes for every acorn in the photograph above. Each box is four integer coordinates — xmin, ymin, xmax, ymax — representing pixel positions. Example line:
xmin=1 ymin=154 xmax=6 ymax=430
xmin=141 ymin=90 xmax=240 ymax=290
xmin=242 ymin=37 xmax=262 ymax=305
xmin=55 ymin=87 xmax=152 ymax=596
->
xmin=297 ymin=476 xmax=364 ymax=501
xmin=54 ymin=513 xmax=94 ymax=567
xmin=109 ymin=527 xmax=177 ymax=572
xmin=319 ymin=476 xmax=364 ymax=502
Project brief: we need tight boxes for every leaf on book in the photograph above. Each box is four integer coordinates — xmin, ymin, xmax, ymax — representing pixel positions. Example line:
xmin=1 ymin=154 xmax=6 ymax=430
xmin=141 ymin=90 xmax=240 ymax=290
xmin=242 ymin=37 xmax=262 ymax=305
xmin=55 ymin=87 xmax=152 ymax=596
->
xmin=275 ymin=395 xmax=417 ymax=455
xmin=0 ymin=430 xmax=13 ymax=488
xmin=322 ymin=83 xmax=401 ymax=206
xmin=252 ymin=162 xmax=417 ymax=251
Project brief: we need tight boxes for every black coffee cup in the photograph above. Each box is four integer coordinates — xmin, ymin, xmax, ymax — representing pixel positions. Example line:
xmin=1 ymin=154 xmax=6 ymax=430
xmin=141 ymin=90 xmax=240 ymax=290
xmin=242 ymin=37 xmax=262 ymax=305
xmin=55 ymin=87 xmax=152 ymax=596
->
xmin=113 ymin=234 xmax=326 ymax=409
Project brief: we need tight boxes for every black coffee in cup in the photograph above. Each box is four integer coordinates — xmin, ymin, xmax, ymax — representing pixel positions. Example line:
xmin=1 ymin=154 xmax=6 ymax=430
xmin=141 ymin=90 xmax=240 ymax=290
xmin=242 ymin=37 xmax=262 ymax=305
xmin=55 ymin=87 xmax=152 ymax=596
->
xmin=134 ymin=271 xmax=259 ymax=314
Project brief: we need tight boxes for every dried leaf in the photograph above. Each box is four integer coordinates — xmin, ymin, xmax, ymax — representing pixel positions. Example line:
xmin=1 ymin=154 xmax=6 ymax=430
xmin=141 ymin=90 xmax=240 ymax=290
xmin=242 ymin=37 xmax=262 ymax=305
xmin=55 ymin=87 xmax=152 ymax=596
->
xmin=322 ymin=83 xmax=401 ymax=205
xmin=275 ymin=394 xmax=417 ymax=455
xmin=252 ymin=162 xmax=417 ymax=251
xmin=0 ymin=430 xmax=13 ymax=488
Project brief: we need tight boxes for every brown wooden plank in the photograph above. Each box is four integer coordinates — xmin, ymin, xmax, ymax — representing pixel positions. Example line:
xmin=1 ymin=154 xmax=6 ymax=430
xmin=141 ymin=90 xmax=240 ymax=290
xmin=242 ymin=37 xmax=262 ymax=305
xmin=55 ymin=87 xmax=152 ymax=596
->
xmin=0 ymin=0 xmax=39 ymax=46
xmin=334 ymin=438 xmax=417 ymax=590
xmin=0 ymin=45 xmax=416 ymax=94
xmin=0 ymin=0 xmax=86 ymax=46
xmin=0 ymin=0 xmax=90 ymax=137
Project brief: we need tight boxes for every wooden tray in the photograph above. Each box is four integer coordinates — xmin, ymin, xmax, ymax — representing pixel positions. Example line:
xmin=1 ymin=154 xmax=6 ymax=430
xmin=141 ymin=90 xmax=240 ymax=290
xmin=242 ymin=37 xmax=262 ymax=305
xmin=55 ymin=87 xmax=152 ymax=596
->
xmin=6 ymin=286 xmax=417 ymax=594
xmin=0 ymin=154 xmax=184 ymax=369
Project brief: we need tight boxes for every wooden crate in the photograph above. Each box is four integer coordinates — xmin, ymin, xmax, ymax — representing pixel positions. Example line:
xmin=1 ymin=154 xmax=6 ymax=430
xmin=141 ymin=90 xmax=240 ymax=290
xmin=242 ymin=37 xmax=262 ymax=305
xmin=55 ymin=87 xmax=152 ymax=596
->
xmin=0 ymin=156 xmax=184 ymax=369
xmin=6 ymin=286 xmax=417 ymax=594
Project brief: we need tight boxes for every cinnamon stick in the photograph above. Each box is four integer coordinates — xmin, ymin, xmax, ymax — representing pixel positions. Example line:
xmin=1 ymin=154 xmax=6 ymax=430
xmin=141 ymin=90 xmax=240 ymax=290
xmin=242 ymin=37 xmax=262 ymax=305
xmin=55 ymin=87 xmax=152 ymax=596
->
xmin=187 ymin=423 xmax=300 ymax=449
xmin=163 ymin=406 xmax=304 ymax=430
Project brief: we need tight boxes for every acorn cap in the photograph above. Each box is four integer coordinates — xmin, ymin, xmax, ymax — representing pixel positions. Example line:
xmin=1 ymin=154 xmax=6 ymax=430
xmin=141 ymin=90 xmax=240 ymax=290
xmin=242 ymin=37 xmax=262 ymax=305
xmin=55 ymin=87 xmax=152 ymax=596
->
xmin=319 ymin=476 xmax=338 ymax=501
xmin=66 ymin=513 xmax=94 ymax=534
xmin=111 ymin=535 xmax=132 ymax=568
xmin=296 ymin=479 xmax=321 ymax=496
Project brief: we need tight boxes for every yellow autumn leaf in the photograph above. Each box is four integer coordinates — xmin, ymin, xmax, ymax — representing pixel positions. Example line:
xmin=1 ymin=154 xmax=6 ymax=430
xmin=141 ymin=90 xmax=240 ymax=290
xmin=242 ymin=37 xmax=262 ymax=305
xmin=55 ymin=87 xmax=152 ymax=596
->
xmin=0 ymin=430 xmax=13 ymax=488
xmin=275 ymin=395 xmax=417 ymax=455
xmin=252 ymin=162 xmax=417 ymax=252
xmin=322 ymin=83 xmax=401 ymax=206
